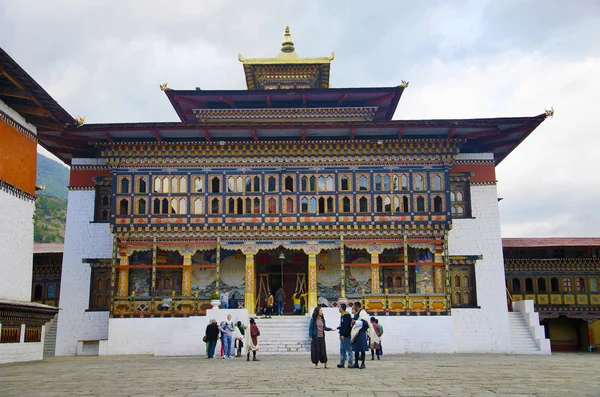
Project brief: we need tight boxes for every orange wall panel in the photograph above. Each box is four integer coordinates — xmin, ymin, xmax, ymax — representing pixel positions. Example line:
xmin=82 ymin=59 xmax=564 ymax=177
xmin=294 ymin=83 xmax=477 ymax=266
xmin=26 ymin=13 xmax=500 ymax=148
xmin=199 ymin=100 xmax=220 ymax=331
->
xmin=0 ymin=120 xmax=37 ymax=195
xmin=69 ymin=169 xmax=111 ymax=187
xmin=450 ymin=163 xmax=496 ymax=183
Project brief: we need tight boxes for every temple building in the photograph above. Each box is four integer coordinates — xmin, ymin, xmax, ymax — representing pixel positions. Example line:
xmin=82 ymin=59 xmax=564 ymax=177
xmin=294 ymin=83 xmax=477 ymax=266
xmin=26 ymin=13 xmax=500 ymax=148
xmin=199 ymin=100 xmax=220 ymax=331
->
xmin=0 ymin=49 xmax=62 ymax=363
xmin=504 ymin=238 xmax=600 ymax=351
xmin=28 ymin=28 xmax=556 ymax=356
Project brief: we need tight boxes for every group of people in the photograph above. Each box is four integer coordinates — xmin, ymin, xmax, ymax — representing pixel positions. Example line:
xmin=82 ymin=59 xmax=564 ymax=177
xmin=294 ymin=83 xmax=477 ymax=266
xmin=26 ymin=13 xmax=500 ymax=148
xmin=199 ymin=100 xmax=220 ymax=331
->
xmin=204 ymin=314 xmax=261 ymax=361
xmin=309 ymin=301 xmax=383 ymax=369
xmin=263 ymin=287 xmax=307 ymax=317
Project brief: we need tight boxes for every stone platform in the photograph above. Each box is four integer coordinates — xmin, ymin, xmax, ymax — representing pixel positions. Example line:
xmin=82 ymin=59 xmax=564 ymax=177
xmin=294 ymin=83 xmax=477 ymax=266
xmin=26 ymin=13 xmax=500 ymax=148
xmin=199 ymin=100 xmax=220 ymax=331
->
xmin=0 ymin=353 xmax=598 ymax=396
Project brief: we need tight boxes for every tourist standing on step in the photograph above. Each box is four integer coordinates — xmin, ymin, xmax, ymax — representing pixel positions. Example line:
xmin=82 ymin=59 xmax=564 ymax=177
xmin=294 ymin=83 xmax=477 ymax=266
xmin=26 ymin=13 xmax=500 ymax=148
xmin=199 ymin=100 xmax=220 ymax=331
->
xmin=336 ymin=303 xmax=354 ymax=368
xmin=220 ymin=288 xmax=230 ymax=309
xmin=350 ymin=301 xmax=369 ymax=369
xmin=220 ymin=313 xmax=234 ymax=359
xmin=309 ymin=306 xmax=333 ymax=369
xmin=265 ymin=292 xmax=274 ymax=318
xmin=275 ymin=286 xmax=286 ymax=315
xmin=205 ymin=319 xmax=220 ymax=359
xmin=246 ymin=318 xmax=260 ymax=361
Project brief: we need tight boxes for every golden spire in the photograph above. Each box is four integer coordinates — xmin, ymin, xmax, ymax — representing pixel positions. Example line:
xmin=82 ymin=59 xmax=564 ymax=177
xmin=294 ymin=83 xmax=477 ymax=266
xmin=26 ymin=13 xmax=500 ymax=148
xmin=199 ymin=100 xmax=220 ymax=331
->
xmin=281 ymin=26 xmax=295 ymax=53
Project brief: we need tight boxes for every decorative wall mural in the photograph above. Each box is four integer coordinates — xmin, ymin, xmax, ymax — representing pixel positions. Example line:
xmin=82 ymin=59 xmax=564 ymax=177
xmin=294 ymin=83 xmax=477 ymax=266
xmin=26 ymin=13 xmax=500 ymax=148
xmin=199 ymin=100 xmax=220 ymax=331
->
xmin=316 ymin=250 xmax=341 ymax=300
xmin=416 ymin=265 xmax=434 ymax=294
xmin=192 ymin=268 xmax=217 ymax=291
xmin=129 ymin=269 xmax=150 ymax=297
xmin=346 ymin=257 xmax=372 ymax=295
xmin=220 ymin=255 xmax=245 ymax=287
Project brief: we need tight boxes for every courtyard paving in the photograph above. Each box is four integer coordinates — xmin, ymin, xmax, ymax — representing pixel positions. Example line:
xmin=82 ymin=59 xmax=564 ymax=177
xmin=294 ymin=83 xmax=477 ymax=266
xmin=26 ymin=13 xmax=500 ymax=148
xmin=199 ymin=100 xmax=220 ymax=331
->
xmin=0 ymin=353 xmax=599 ymax=397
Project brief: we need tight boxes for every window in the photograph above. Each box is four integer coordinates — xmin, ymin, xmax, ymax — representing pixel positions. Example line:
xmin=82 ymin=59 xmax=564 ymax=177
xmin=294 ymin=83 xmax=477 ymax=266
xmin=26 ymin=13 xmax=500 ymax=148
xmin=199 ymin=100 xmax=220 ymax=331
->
xmin=309 ymin=176 xmax=316 ymax=191
xmin=376 ymin=196 xmax=383 ymax=212
xmin=318 ymin=176 xmax=325 ymax=192
xmin=402 ymin=196 xmax=409 ymax=212
xmin=179 ymin=199 xmax=186 ymax=214
xmin=137 ymin=199 xmax=146 ymax=215
xmin=227 ymin=177 xmax=235 ymax=193
xmin=433 ymin=196 xmax=443 ymax=212
xmin=285 ymin=176 xmax=294 ymax=192
xmin=454 ymin=292 xmax=462 ymax=305
xmin=286 ymin=198 xmax=294 ymax=213
xmin=161 ymin=199 xmax=169 ymax=214
xmin=341 ymin=176 xmax=349 ymax=191
xmin=228 ymin=198 xmax=235 ymax=214
xmin=394 ymin=197 xmax=401 ymax=212
xmin=393 ymin=175 xmax=399 ymax=191
xmin=301 ymin=176 xmax=308 ymax=192
xmin=318 ymin=197 xmax=325 ymax=214
xmin=211 ymin=177 xmax=220 ymax=193
xmin=253 ymin=198 xmax=260 ymax=214
xmin=253 ymin=176 xmax=260 ymax=192
xmin=550 ymin=277 xmax=559 ymax=292
xmin=326 ymin=176 xmax=334 ymax=191
xmin=171 ymin=178 xmax=178 ymax=193
xmin=194 ymin=178 xmax=203 ymax=193
xmin=537 ymin=278 xmax=547 ymax=293
xmin=301 ymin=198 xmax=308 ymax=213
xmin=309 ymin=198 xmax=317 ymax=213
xmin=90 ymin=268 xmax=111 ymax=311
xmin=415 ymin=175 xmax=424 ymax=191
xmin=211 ymin=198 xmax=220 ymax=214
xmin=154 ymin=177 xmax=162 ymax=193
xmin=246 ymin=177 xmax=252 ymax=192
xmin=119 ymin=199 xmax=129 ymax=215
xmin=590 ymin=278 xmax=598 ymax=292
xmin=401 ymin=175 xmax=408 ymax=190
xmin=34 ymin=284 xmax=43 ymax=300
xmin=432 ymin=175 xmax=442 ymax=190
xmin=268 ymin=177 xmax=276 ymax=192
xmin=384 ymin=196 xmax=391 ymax=212
xmin=245 ymin=198 xmax=252 ymax=214
xmin=342 ymin=197 xmax=351 ymax=213
xmin=359 ymin=176 xmax=368 ymax=191
xmin=179 ymin=177 xmax=187 ymax=193
xmin=153 ymin=198 xmax=161 ymax=214
xmin=576 ymin=277 xmax=585 ymax=292
xmin=237 ymin=198 xmax=243 ymax=214
xmin=455 ymin=275 xmax=461 ymax=288
xmin=327 ymin=197 xmax=334 ymax=213
xmin=563 ymin=277 xmax=572 ymax=292
xmin=512 ymin=278 xmax=521 ymax=293
xmin=121 ymin=179 xmax=129 ymax=194
xmin=162 ymin=177 xmax=169 ymax=193
xmin=171 ymin=198 xmax=179 ymax=214
xmin=525 ymin=278 xmax=533 ymax=293
xmin=194 ymin=199 xmax=203 ymax=214
xmin=139 ymin=178 xmax=147 ymax=193
xmin=268 ymin=198 xmax=277 ymax=214
xmin=94 ymin=179 xmax=112 ymax=222
xmin=375 ymin=175 xmax=382 ymax=191
xmin=359 ymin=197 xmax=368 ymax=213
xmin=450 ymin=181 xmax=470 ymax=218
xmin=236 ymin=177 xmax=243 ymax=193
xmin=383 ymin=175 xmax=390 ymax=191
xmin=416 ymin=197 xmax=425 ymax=212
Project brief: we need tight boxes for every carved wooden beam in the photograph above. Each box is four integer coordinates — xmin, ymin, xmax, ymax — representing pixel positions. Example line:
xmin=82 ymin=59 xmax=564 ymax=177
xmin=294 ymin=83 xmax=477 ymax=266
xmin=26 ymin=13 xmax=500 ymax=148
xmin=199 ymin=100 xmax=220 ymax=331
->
xmin=152 ymin=130 xmax=162 ymax=142
xmin=202 ymin=129 xmax=211 ymax=141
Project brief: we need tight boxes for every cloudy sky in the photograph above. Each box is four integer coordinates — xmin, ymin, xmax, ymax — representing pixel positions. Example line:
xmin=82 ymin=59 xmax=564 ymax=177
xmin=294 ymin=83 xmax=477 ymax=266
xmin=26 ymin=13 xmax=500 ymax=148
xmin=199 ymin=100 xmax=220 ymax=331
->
xmin=1 ymin=0 xmax=599 ymax=237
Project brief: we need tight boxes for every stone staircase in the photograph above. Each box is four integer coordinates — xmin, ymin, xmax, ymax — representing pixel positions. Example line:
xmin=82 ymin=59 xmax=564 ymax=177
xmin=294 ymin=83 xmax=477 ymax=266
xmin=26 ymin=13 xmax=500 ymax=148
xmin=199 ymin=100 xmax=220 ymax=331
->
xmin=254 ymin=315 xmax=310 ymax=355
xmin=43 ymin=315 xmax=58 ymax=358
xmin=508 ymin=312 xmax=541 ymax=354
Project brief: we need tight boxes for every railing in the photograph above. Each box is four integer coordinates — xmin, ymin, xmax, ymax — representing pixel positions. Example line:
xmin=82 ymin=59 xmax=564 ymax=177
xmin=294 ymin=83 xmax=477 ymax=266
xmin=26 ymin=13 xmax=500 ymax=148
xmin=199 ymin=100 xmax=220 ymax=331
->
xmin=24 ymin=326 xmax=42 ymax=342
xmin=0 ymin=325 xmax=21 ymax=343
xmin=510 ymin=292 xmax=600 ymax=306
xmin=112 ymin=292 xmax=214 ymax=318
xmin=358 ymin=292 xmax=450 ymax=315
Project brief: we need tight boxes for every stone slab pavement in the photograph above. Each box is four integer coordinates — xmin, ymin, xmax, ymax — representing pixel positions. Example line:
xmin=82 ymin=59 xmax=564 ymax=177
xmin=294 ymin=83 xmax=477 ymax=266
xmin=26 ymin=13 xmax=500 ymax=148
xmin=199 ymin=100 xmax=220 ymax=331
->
xmin=0 ymin=353 xmax=599 ymax=397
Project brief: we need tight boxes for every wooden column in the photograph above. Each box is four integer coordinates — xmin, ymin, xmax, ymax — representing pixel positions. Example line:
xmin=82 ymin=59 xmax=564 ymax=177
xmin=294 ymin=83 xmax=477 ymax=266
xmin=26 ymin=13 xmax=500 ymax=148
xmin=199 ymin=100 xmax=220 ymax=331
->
xmin=151 ymin=238 xmax=157 ymax=296
xmin=110 ymin=236 xmax=117 ymax=315
xmin=368 ymin=246 xmax=382 ymax=294
xmin=182 ymin=252 xmax=193 ymax=296
xmin=444 ymin=231 xmax=451 ymax=313
xmin=215 ymin=238 xmax=221 ymax=292
xmin=340 ymin=235 xmax=346 ymax=299
xmin=305 ymin=243 xmax=320 ymax=310
xmin=434 ymin=241 xmax=443 ymax=294
xmin=118 ymin=247 xmax=129 ymax=296
xmin=241 ymin=242 xmax=258 ymax=312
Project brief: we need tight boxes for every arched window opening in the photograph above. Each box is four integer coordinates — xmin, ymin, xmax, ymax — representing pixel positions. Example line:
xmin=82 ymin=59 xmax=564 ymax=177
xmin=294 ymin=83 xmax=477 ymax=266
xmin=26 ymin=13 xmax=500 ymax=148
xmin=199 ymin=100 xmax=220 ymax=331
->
xmin=268 ymin=177 xmax=276 ymax=192
xmin=138 ymin=199 xmax=146 ymax=215
xmin=309 ymin=198 xmax=317 ymax=213
xmin=537 ymin=278 xmax=547 ymax=292
xmin=416 ymin=197 xmax=425 ymax=212
xmin=105 ymin=295 xmax=110 ymax=308
xmin=237 ymin=198 xmax=243 ymax=214
xmin=253 ymin=176 xmax=260 ymax=192
xmin=162 ymin=177 xmax=169 ymax=193
xmin=359 ymin=176 xmax=368 ymax=191
xmin=227 ymin=177 xmax=235 ymax=193
xmin=121 ymin=179 xmax=129 ymax=194
xmin=327 ymin=197 xmax=334 ymax=213
xmin=525 ymin=278 xmax=534 ymax=293
xmin=401 ymin=175 xmax=408 ymax=190
xmin=433 ymin=175 xmax=442 ymax=190
xmin=245 ymin=198 xmax=252 ymax=214
xmin=154 ymin=177 xmax=161 ymax=193
xmin=402 ymin=196 xmax=409 ymax=212
xmin=309 ymin=176 xmax=316 ymax=191
xmin=457 ymin=207 xmax=464 ymax=216
xmin=195 ymin=178 xmax=203 ymax=193
xmin=590 ymin=278 xmax=598 ymax=292
xmin=96 ymin=295 xmax=103 ymax=308
xmin=97 ymin=278 xmax=103 ymax=291
xmin=34 ymin=284 xmax=43 ymax=299
xmin=170 ymin=199 xmax=179 ymax=214
xmin=179 ymin=177 xmax=187 ymax=193
xmin=228 ymin=198 xmax=235 ymax=214
xmin=563 ymin=277 xmax=572 ymax=292
xmin=101 ymin=210 xmax=108 ymax=220
xmin=179 ymin=199 xmax=186 ymax=214
xmin=301 ymin=198 xmax=308 ymax=213
xmin=376 ymin=196 xmax=383 ymax=212
xmin=326 ymin=176 xmax=334 ymax=191
xmin=119 ymin=199 xmax=129 ymax=215
xmin=434 ymin=196 xmax=443 ymax=212
xmin=236 ymin=177 xmax=243 ymax=193
xmin=375 ymin=175 xmax=382 ymax=191
xmin=512 ymin=278 xmax=521 ymax=293
xmin=342 ymin=197 xmax=351 ymax=213
xmin=576 ymin=277 xmax=586 ymax=292
xmin=194 ymin=199 xmax=203 ymax=214
xmin=550 ymin=277 xmax=559 ymax=292
xmin=415 ymin=175 xmax=424 ymax=190
xmin=341 ymin=176 xmax=349 ymax=191
xmin=455 ymin=292 xmax=462 ymax=305
xmin=454 ymin=275 xmax=461 ymax=288
xmin=102 ymin=196 xmax=109 ymax=206
xmin=285 ymin=176 xmax=294 ymax=192
xmin=318 ymin=197 xmax=325 ymax=214
xmin=268 ymin=198 xmax=277 ymax=214
xmin=463 ymin=292 xmax=470 ymax=305
xmin=211 ymin=177 xmax=220 ymax=193
xmin=463 ymin=275 xmax=469 ymax=288
xmin=153 ymin=199 xmax=161 ymax=214
xmin=384 ymin=196 xmax=391 ymax=212
xmin=171 ymin=177 xmax=178 ymax=193
xmin=359 ymin=197 xmax=368 ymax=213
xmin=383 ymin=175 xmax=390 ymax=191
xmin=394 ymin=197 xmax=400 ymax=212
xmin=393 ymin=175 xmax=399 ymax=191
xmin=139 ymin=178 xmax=147 ymax=193
xmin=286 ymin=198 xmax=294 ymax=213
xmin=245 ymin=177 xmax=252 ymax=192
xmin=211 ymin=198 xmax=220 ymax=214
xmin=253 ymin=198 xmax=260 ymax=214
xmin=318 ymin=176 xmax=325 ymax=192
xmin=301 ymin=176 xmax=308 ymax=192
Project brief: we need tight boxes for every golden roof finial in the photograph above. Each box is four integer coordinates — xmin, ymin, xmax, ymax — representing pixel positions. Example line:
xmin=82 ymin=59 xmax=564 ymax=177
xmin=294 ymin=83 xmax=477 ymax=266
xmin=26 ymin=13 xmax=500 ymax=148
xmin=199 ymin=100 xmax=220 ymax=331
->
xmin=281 ymin=26 xmax=295 ymax=53
xmin=544 ymin=106 xmax=554 ymax=118
xmin=160 ymin=83 xmax=171 ymax=91
xmin=75 ymin=116 xmax=86 ymax=126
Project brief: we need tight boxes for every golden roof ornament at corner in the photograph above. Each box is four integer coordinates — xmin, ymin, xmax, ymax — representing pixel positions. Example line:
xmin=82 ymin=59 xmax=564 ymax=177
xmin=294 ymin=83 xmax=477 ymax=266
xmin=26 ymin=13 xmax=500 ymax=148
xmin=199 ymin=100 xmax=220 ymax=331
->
xmin=544 ymin=106 xmax=554 ymax=118
xmin=400 ymin=80 xmax=409 ymax=88
xmin=75 ymin=116 xmax=86 ymax=126
xmin=281 ymin=25 xmax=295 ymax=53
xmin=160 ymin=83 xmax=171 ymax=91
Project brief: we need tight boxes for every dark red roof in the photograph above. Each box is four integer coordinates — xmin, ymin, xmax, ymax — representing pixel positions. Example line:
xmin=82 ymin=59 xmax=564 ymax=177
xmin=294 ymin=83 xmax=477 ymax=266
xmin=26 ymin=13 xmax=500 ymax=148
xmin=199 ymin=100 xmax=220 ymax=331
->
xmin=502 ymin=238 xmax=600 ymax=248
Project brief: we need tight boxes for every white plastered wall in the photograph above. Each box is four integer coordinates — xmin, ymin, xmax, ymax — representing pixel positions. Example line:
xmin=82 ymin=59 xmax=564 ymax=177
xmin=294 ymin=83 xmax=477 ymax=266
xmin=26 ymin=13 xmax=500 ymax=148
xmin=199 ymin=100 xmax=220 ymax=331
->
xmin=55 ymin=186 xmax=112 ymax=356
xmin=449 ymin=153 xmax=510 ymax=352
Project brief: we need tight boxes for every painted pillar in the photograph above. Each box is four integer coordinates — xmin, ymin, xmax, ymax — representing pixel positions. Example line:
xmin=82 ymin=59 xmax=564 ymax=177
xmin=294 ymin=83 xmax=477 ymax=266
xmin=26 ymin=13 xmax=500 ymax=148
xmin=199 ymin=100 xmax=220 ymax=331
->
xmin=340 ymin=235 xmax=346 ymax=299
xmin=215 ymin=238 xmax=221 ymax=292
xmin=151 ymin=238 xmax=157 ymax=296
xmin=182 ymin=251 xmax=193 ymax=296
xmin=118 ymin=247 xmax=129 ymax=296
xmin=368 ymin=246 xmax=381 ymax=294
xmin=434 ymin=241 xmax=443 ymax=294
xmin=443 ymin=231 xmax=451 ymax=313
xmin=305 ymin=242 xmax=320 ymax=310
xmin=403 ymin=233 xmax=409 ymax=310
xmin=110 ymin=235 xmax=117 ymax=315
xmin=242 ymin=242 xmax=258 ymax=312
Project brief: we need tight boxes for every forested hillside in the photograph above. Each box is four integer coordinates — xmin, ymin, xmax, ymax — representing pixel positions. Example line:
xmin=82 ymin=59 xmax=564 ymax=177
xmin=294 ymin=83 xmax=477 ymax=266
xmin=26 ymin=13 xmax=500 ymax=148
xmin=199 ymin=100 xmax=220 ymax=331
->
xmin=35 ymin=154 xmax=69 ymax=243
